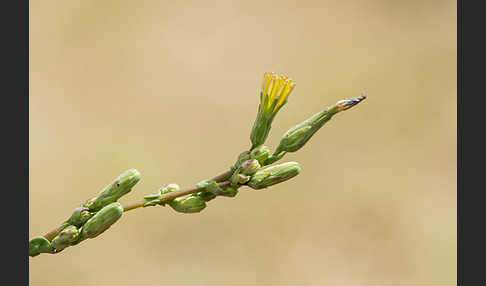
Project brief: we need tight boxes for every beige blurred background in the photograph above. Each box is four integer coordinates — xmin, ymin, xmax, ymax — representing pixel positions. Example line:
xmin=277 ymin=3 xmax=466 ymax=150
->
xmin=29 ymin=0 xmax=456 ymax=285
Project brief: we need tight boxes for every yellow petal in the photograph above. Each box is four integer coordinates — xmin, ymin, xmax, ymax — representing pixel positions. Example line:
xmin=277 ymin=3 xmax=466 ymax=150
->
xmin=265 ymin=77 xmax=277 ymax=111
xmin=275 ymin=79 xmax=295 ymax=110
xmin=261 ymin=72 xmax=270 ymax=93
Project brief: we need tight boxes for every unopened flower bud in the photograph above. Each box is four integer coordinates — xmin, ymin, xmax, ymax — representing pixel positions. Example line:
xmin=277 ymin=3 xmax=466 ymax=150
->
xmin=51 ymin=225 xmax=80 ymax=251
xmin=247 ymin=161 xmax=301 ymax=189
xmin=85 ymin=169 xmax=141 ymax=211
xmin=29 ymin=236 xmax=55 ymax=257
xmin=67 ymin=207 xmax=93 ymax=227
xmin=249 ymin=145 xmax=270 ymax=165
xmin=240 ymin=159 xmax=261 ymax=176
xmin=195 ymin=191 xmax=217 ymax=202
xmin=218 ymin=186 xmax=238 ymax=197
xmin=197 ymin=180 xmax=224 ymax=195
xmin=169 ymin=196 xmax=206 ymax=213
xmin=274 ymin=94 xmax=366 ymax=155
xmin=80 ymin=202 xmax=123 ymax=240
xmin=232 ymin=151 xmax=251 ymax=171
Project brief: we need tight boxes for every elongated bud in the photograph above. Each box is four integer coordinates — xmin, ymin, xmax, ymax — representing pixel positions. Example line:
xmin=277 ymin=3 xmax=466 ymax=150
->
xmin=169 ymin=196 xmax=206 ymax=213
xmin=249 ymin=145 xmax=270 ymax=166
xmin=67 ymin=207 xmax=93 ymax=227
xmin=51 ymin=225 xmax=80 ymax=251
xmin=247 ymin=161 xmax=301 ymax=189
xmin=240 ymin=159 xmax=261 ymax=175
xmin=274 ymin=94 xmax=366 ymax=155
xmin=80 ymin=202 xmax=123 ymax=240
xmin=85 ymin=169 xmax=141 ymax=211
xmin=29 ymin=236 xmax=55 ymax=257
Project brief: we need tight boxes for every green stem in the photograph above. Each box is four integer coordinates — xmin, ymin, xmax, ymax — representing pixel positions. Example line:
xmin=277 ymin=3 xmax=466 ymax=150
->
xmin=211 ymin=169 xmax=233 ymax=182
xmin=42 ymin=169 xmax=234 ymax=240
xmin=123 ymin=181 xmax=231 ymax=212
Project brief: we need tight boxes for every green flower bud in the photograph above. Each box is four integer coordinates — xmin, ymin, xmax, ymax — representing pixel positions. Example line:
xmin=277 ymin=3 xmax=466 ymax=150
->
xmin=169 ymin=196 xmax=206 ymax=213
xmin=85 ymin=169 xmax=141 ymax=212
xmin=249 ymin=145 xmax=270 ymax=165
xmin=51 ymin=225 xmax=80 ymax=251
xmin=247 ymin=161 xmax=301 ymax=189
xmin=194 ymin=182 xmax=238 ymax=200
xmin=80 ymin=202 xmax=123 ymax=240
xmin=240 ymin=159 xmax=261 ymax=175
xmin=274 ymin=95 xmax=366 ymax=155
xmin=67 ymin=207 xmax=93 ymax=227
xmin=232 ymin=151 xmax=251 ymax=171
xmin=218 ymin=186 xmax=238 ymax=197
xmin=197 ymin=179 xmax=238 ymax=198
xmin=195 ymin=191 xmax=217 ymax=202
xmin=29 ymin=236 xmax=55 ymax=257
xmin=274 ymin=110 xmax=336 ymax=155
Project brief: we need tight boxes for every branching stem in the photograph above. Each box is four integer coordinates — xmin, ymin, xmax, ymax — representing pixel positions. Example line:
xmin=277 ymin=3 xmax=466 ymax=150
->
xmin=42 ymin=169 xmax=234 ymax=241
xmin=123 ymin=181 xmax=232 ymax=212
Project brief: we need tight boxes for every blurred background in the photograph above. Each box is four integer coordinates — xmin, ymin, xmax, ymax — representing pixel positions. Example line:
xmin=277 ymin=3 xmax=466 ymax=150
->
xmin=29 ymin=0 xmax=456 ymax=285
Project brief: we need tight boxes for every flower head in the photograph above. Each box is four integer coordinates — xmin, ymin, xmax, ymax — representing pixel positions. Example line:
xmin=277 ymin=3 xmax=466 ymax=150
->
xmin=260 ymin=72 xmax=296 ymax=114
xmin=250 ymin=72 xmax=296 ymax=149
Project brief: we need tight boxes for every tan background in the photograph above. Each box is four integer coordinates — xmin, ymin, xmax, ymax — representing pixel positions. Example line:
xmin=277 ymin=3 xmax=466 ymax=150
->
xmin=29 ymin=0 xmax=456 ymax=285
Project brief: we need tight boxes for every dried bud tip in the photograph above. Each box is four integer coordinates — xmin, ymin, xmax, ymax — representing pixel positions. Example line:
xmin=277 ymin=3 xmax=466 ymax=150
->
xmin=336 ymin=93 xmax=367 ymax=112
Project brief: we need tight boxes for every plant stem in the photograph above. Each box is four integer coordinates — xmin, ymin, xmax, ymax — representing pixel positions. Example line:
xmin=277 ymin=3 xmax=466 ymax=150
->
xmin=211 ymin=169 xmax=233 ymax=182
xmin=123 ymin=181 xmax=231 ymax=212
xmin=42 ymin=169 xmax=234 ymax=241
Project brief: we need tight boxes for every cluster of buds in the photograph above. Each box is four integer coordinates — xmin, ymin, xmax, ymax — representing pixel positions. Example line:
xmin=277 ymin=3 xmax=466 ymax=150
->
xmin=29 ymin=72 xmax=366 ymax=257
xmin=142 ymin=183 xmax=211 ymax=213
xmin=140 ymin=153 xmax=302 ymax=215
xmin=29 ymin=169 xmax=141 ymax=257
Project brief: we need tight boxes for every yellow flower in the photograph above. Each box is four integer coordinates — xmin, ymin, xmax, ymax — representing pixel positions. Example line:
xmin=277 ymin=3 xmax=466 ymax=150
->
xmin=260 ymin=72 xmax=296 ymax=114
xmin=250 ymin=72 xmax=296 ymax=149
